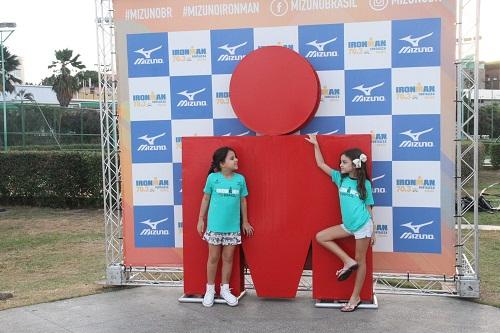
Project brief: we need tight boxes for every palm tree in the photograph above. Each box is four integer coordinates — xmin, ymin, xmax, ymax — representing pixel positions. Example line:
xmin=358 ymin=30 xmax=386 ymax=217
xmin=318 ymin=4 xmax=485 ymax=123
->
xmin=48 ymin=49 xmax=85 ymax=107
xmin=0 ymin=45 xmax=22 ymax=93
xmin=15 ymin=89 xmax=34 ymax=102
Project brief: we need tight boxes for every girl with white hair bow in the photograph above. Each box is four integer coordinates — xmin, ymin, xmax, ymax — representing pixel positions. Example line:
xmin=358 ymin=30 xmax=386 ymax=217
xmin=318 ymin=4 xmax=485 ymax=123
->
xmin=305 ymin=134 xmax=375 ymax=313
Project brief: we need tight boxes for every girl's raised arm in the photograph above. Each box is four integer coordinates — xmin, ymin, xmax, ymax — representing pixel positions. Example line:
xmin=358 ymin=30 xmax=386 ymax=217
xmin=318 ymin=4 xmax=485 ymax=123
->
xmin=305 ymin=134 xmax=334 ymax=176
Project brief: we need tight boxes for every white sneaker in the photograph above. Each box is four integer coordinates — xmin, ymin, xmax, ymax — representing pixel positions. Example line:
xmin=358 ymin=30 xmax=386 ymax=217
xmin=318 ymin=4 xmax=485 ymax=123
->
xmin=202 ymin=284 xmax=215 ymax=307
xmin=220 ymin=284 xmax=238 ymax=306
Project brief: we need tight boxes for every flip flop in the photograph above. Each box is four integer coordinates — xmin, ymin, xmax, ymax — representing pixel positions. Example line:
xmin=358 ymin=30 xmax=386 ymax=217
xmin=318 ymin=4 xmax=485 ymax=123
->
xmin=337 ymin=263 xmax=359 ymax=281
xmin=340 ymin=300 xmax=362 ymax=312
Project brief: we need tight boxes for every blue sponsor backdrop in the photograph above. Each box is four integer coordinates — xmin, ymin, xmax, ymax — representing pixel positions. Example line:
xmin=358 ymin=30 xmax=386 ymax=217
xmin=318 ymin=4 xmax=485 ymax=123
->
xmin=127 ymin=33 xmax=169 ymax=78
xmin=298 ymin=24 xmax=344 ymax=71
xmin=392 ymin=18 xmax=441 ymax=68
xmin=213 ymin=118 xmax=256 ymax=136
xmin=127 ymin=20 xmax=441 ymax=253
xmin=371 ymin=161 xmax=392 ymax=207
xmin=299 ymin=116 xmax=345 ymax=135
xmin=393 ymin=114 xmax=440 ymax=161
xmin=211 ymin=28 xmax=254 ymax=74
xmin=131 ymin=120 xmax=172 ymax=163
xmin=173 ymin=163 xmax=183 ymax=205
xmin=134 ymin=205 xmax=175 ymax=247
xmin=393 ymin=207 xmax=441 ymax=253
xmin=345 ymin=69 xmax=392 ymax=116
xmin=170 ymin=75 xmax=213 ymax=120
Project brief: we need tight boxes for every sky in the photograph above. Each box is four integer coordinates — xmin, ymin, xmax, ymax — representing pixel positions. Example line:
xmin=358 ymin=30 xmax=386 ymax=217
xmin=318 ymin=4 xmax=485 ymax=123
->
xmin=1 ymin=0 xmax=499 ymax=84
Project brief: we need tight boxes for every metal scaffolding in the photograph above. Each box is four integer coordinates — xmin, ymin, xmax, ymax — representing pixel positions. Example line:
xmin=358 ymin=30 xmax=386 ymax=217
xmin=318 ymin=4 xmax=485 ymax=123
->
xmin=454 ymin=0 xmax=481 ymax=297
xmin=95 ymin=0 xmax=123 ymax=284
xmin=97 ymin=0 xmax=482 ymax=297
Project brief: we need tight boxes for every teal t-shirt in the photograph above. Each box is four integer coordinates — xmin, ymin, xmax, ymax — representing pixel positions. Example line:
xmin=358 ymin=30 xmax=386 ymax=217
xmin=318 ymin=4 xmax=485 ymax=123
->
xmin=203 ymin=172 xmax=248 ymax=233
xmin=331 ymin=170 xmax=374 ymax=232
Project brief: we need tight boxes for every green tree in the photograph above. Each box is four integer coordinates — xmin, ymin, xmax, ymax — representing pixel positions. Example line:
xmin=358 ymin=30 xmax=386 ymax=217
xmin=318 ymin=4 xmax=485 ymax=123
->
xmin=40 ymin=74 xmax=56 ymax=86
xmin=76 ymin=70 xmax=98 ymax=89
xmin=0 ymin=45 xmax=22 ymax=93
xmin=48 ymin=49 xmax=85 ymax=107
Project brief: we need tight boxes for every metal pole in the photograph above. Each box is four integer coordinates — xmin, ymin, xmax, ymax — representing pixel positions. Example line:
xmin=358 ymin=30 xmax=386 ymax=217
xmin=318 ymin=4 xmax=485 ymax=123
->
xmin=473 ymin=0 xmax=481 ymax=279
xmin=1 ymin=31 xmax=7 ymax=151
xmin=456 ymin=0 xmax=464 ymax=280
xmin=0 ymin=26 xmax=15 ymax=151
xmin=21 ymin=99 xmax=25 ymax=146
xmin=491 ymin=107 xmax=494 ymax=139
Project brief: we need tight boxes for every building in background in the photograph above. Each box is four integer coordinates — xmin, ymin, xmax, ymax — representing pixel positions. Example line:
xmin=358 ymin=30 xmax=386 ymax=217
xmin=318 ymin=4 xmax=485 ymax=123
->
xmin=3 ymin=84 xmax=99 ymax=108
xmin=485 ymin=61 xmax=500 ymax=90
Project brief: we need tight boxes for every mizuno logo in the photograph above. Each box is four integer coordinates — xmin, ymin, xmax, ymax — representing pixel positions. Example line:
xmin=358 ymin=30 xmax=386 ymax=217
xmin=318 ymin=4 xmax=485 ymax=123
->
xmin=353 ymin=82 xmax=384 ymax=96
xmin=401 ymin=221 xmax=433 ymax=234
xmin=307 ymin=130 xmax=339 ymax=135
xmin=218 ymin=42 xmax=247 ymax=55
xmin=138 ymin=133 xmax=166 ymax=145
xmin=306 ymin=38 xmax=337 ymax=51
xmin=400 ymin=128 xmax=433 ymax=141
xmin=177 ymin=88 xmax=206 ymax=101
xmin=399 ymin=33 xmax=433 ymax=47
xmin=372 ymin=174 xmax=385 ymax=182
xmin=134 ymin=46 xmax=162 ymax=58
xmin=140 ymin=218 xmax=168 ymax=230
xmin=372 ymin=174 xmax=387 ymax=194
xmin=222 ymin=131 xmax=250 ymax=136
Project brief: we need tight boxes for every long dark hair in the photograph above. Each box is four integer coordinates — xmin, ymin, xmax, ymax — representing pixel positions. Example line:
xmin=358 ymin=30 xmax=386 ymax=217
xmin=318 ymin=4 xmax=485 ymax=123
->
xmin=208 ymin=146 xmax=235 ymax=176
xmin=341 ymin=148 xmax=370 ymax=200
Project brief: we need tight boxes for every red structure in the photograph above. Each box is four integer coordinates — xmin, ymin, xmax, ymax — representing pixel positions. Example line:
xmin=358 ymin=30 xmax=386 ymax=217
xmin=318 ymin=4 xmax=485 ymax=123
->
xmin=182 ymin=47 xmax=373 ymax=302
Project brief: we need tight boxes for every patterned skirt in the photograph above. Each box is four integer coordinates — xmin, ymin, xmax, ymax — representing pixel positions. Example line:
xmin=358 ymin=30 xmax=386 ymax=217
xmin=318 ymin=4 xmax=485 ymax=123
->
xmin=203 ymin=231 xmax=242 ymax=246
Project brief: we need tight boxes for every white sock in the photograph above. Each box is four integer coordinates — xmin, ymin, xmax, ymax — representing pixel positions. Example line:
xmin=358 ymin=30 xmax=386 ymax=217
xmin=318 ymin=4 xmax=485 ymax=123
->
xmin=206 ymin=284 xmax=215 ymax=292
xmin=221 ymin=283 xmax=229 ymax=290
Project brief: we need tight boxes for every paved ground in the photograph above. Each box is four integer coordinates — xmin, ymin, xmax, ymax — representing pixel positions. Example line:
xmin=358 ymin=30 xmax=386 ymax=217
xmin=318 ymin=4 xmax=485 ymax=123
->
xmin=0 ymin=287 xmax=498 ymax=332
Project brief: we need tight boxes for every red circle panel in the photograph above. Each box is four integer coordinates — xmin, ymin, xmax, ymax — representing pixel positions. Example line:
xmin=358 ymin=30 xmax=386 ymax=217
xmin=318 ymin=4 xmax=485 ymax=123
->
xmin=229 ymin=46 xmax=320 ymax=136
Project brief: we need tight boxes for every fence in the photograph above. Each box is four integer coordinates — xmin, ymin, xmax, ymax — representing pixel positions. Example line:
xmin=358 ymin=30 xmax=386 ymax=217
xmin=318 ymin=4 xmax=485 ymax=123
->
xmin=0 ymin=102 xmax=101 ymax=150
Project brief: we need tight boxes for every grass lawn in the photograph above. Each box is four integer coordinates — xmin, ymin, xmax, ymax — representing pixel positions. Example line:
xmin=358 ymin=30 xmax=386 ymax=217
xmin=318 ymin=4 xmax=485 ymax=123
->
xmin=0 ymin=207 xmax=116 ymax=311
xmin=0 ymin=166 xmax=498 ymax=310
xmin=477 ymin=230 xmax=500 ymax=307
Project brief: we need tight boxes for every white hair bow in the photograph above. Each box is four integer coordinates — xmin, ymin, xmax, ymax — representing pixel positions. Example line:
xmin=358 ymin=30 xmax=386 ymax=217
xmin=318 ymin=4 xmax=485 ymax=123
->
xmin=353 ymin=153 xmax=367 ymax=169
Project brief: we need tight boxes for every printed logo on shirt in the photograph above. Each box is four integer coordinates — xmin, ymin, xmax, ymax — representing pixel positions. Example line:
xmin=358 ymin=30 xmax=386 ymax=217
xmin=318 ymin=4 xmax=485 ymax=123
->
xmin=216 ymin=187 xmax=240 ymax=197
xmin=339 ymin=186 xmax=360 ymax=198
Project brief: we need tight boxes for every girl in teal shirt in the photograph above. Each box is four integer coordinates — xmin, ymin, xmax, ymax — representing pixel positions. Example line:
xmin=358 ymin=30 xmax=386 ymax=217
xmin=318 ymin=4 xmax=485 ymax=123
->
xmin=306 ymin=134 xmax=375 ymax=312
xmin=197 ymin=146 xmax=254 ymax=307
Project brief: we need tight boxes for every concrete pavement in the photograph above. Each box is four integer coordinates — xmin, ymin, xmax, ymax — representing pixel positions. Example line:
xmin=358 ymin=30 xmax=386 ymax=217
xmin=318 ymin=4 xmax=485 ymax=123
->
xmin=0 ymin=287 xmax=498 ymax=332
